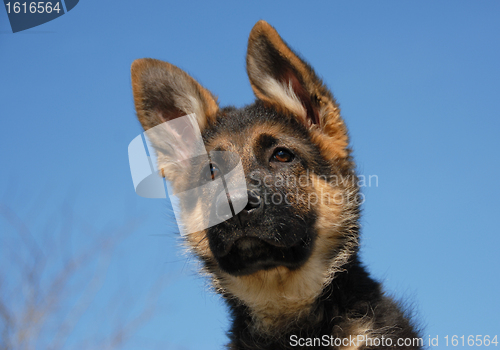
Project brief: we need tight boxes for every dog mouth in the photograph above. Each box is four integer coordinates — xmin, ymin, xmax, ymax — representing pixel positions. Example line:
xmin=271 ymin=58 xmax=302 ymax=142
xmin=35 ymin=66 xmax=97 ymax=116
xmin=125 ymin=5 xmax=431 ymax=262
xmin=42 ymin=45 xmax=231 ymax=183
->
xmin=215 ymin=235 xmax=313 ymax=276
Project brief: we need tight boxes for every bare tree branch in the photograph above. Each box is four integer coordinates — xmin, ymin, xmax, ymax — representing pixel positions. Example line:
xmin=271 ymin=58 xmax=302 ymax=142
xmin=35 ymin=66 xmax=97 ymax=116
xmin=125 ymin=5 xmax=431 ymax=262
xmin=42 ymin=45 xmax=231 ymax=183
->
xmin=0 ymin=197 xmax=167 ymax=350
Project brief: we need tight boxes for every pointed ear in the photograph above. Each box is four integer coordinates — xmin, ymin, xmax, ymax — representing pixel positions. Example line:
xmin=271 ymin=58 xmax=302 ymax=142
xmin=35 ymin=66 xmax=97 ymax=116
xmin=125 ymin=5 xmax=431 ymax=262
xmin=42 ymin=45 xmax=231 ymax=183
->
xmin=131 ymin=59 xmax=218 ymax=183
xmin=246 ymin=21 xmax=348 ymax=156
xmin=131 ymin=58 xmax=218 ymax=131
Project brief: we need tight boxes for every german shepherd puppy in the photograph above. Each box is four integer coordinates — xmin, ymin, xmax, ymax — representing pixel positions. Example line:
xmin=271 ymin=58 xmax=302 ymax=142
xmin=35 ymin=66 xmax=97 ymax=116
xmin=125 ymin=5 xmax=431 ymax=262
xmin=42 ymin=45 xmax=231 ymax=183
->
xmin=131 ymin=20 xmax=421 ymax=350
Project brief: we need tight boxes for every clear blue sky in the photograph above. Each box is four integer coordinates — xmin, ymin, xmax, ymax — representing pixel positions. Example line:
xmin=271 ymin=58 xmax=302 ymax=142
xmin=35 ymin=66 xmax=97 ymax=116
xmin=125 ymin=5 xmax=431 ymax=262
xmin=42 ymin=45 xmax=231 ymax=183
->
xmin=1 ymin=1 xmax=499 ymax=349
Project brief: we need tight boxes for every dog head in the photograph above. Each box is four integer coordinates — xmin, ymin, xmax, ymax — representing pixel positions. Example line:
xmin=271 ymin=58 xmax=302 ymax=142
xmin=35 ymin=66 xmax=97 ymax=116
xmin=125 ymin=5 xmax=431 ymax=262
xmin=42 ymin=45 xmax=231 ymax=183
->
xmin=131 ymin=20 xmax=361 ymax=329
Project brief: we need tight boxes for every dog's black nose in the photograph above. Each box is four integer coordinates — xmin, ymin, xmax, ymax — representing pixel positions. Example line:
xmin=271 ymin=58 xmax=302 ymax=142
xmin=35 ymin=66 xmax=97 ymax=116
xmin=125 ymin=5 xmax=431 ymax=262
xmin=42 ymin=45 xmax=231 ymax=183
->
xmin=215 ymin=189 xmax=262 ymax=224
xmin=238 ymin=189 xmax=262 ymax=226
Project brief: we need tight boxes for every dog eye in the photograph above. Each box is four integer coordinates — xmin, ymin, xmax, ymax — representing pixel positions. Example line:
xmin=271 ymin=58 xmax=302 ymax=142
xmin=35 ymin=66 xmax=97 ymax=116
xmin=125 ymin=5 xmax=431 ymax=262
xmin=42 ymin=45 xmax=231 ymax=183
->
xmin=209 ymin=163 xmax=220 ymax=180
xmin=272 ymin=149 xmax=294 ymax=163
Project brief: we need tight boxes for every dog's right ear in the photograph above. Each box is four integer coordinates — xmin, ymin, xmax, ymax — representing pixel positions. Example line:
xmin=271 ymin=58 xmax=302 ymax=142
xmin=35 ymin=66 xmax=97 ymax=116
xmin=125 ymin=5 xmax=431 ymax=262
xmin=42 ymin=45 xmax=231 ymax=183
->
xmin=131 ymin=59 xmax=219 ymax=182
xmin=131 ymin=58 xmax=218 ymax=131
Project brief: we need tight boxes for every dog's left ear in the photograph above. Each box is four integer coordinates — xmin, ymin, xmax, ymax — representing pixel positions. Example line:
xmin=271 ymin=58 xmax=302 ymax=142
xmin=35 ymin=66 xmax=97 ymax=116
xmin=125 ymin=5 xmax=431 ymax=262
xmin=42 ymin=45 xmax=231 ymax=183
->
xmin=247 ymin=21 xmax=348 ymax=155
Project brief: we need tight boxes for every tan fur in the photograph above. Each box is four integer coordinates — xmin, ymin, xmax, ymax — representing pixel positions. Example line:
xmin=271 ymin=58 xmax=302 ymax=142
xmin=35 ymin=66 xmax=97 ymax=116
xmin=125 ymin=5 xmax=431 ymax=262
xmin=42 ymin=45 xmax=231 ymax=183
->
xmin=310 ymin=104 xmax=349 ymax=160
xmin=338 ymin=320 xmax=375 ymax=350
xmin=183 ymin=209 xmax=213 ymax=258
xmin=131 ymin=58 xmax=218 ymax=131
xmin=313 ymin=174 xmax=359 ymax=280
xmin=186 ymin=231 xmax=213 ymax=259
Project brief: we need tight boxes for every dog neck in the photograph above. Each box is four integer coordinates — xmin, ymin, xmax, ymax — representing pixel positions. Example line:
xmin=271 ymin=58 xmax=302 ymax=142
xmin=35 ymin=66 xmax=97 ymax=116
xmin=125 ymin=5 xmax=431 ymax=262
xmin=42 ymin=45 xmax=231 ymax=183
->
xmin=216 ymin=226 xmax=359 ymax=336
xmin=221 ymin=264 xmax=328 ymax=334
xmin=221 ymin=257 xmax=391 ymax=350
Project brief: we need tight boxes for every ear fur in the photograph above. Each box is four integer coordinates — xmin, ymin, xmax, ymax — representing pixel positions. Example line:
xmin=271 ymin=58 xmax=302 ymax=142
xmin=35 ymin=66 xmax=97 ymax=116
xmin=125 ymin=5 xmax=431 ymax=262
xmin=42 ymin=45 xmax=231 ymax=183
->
xmin=131 ymin=58 xmax=218 ymax=182
xmin=131 ymin=58 xmax=218 ymax=131
xmin=246 ymin=21 xmax=349 ymax=158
